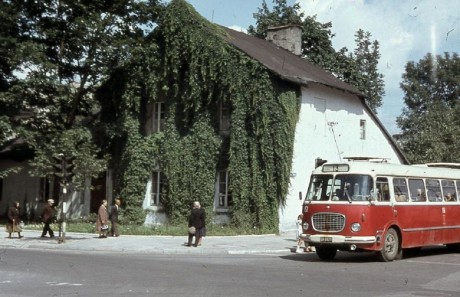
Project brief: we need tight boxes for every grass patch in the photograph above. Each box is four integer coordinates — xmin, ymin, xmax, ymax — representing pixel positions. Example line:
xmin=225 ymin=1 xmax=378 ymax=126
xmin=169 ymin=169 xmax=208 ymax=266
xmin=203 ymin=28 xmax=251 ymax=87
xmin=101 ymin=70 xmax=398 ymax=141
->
xmin=17 ymin=221 xmax=277 ymax=236
xmin=1 ymin=216 xmax=278 ymax=236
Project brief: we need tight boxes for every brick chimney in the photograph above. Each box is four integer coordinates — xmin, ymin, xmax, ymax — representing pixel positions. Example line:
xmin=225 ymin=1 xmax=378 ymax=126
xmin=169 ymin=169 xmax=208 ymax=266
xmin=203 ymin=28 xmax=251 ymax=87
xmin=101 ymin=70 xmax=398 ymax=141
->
xmin=266 ymin=25 xmax=302 ymax=56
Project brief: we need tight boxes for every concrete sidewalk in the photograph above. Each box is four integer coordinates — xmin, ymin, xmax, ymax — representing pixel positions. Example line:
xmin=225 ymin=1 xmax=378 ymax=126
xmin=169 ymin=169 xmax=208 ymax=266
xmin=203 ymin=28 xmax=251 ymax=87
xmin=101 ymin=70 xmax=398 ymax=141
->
xmin=0 ymin=229 xmax=302 ymax=255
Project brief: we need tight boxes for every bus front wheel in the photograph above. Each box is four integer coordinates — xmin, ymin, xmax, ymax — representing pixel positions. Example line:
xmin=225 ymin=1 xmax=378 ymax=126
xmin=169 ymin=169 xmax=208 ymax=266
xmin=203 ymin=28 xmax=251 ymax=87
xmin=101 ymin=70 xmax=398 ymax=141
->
xmin=316 ymin=246 xmax=337 ymax=261
xmin=378 ymin=228 xmax=400 ymax=262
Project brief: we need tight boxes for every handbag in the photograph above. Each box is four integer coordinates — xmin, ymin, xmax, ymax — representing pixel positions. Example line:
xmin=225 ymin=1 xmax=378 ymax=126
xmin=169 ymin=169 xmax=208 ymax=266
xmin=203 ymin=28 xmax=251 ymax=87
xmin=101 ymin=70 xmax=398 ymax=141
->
xmin=188 ymin=226 xmax=196 ymax=234
xmin=101 ymin=225 xmax=109 ymax=231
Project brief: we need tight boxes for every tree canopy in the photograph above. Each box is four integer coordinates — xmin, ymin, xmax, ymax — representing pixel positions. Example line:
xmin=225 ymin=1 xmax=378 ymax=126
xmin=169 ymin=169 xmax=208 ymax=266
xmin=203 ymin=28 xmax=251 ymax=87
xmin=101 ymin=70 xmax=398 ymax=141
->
xmin=397 ymin=52 xmax=460 ymax=163
xmin=0 ymin=0 xmax=162 ymax=185
xmin=248 ymin=0 xmax=385 ymax=111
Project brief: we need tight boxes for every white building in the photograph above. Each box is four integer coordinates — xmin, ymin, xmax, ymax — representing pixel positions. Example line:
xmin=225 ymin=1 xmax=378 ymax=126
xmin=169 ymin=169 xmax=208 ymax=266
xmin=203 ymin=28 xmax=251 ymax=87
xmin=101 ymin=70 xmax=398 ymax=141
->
xmin=221 ymin=25 xmax=407 ymax=232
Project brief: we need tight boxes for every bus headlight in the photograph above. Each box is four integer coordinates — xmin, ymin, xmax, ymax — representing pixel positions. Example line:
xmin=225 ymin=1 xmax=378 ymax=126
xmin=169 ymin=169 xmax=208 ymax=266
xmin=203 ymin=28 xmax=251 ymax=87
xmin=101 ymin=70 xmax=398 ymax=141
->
xmin=302 ymin=222 xmax=309 ymax=230
xmin=351 ymin=223 xmax=361 ymax=232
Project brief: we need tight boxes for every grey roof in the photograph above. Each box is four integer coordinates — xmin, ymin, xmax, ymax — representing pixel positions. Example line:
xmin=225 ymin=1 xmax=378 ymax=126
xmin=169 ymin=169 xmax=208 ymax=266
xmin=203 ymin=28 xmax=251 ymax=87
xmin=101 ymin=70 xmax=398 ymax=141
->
xmin=221 ymin=26 xmax=364 ymax=97
xmin=221 ymin=26 xmax=409 ymax=164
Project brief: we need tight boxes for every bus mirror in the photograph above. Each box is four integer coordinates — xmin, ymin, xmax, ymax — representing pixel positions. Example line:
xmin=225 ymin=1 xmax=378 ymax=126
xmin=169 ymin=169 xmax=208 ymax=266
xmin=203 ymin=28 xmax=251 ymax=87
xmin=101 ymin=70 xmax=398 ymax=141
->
xmin=299 ymin=192 xmax=303 ymax=200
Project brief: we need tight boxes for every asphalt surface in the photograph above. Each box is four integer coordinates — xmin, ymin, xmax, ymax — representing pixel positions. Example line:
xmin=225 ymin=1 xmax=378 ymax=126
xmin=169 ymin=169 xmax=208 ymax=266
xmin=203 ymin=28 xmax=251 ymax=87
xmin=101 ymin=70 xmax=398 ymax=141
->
xmin=0 ymin=228 xmax=304 ymax=255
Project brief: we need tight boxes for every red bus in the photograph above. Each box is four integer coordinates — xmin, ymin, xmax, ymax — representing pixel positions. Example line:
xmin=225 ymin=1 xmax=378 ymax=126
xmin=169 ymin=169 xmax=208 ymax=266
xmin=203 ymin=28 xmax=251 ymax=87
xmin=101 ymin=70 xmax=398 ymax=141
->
xmin=300 ymin=158 xmax=460 ymax=261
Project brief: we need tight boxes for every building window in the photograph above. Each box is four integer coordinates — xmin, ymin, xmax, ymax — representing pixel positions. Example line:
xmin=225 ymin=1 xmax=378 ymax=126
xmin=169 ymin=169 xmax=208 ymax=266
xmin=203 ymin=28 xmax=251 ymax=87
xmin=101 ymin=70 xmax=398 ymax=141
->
xmin=360 ymin=119 xmax=366 ymax=140
xmin=219 ymin=101 xmax=230 ymax=133
xmin=217 ymin=170 xmax=232 ymax=208
xmin=151 ymin=171 xmax=163 ymax=206
xmin=152 ymin=102 xmax=165 ymax=133
xmin=39 ymin=177 xmax=51 ymax=202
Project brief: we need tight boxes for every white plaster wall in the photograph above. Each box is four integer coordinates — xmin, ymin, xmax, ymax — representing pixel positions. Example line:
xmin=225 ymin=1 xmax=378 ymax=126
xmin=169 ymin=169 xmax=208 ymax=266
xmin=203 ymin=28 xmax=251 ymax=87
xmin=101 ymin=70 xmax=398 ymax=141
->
xmin=278 ymin=84 xmax=403 ymax=233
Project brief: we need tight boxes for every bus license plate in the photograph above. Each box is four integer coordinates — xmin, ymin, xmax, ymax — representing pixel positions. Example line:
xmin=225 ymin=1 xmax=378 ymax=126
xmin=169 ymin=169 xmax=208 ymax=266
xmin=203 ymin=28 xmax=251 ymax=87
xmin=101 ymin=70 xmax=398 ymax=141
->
xmin=320 ymin=237 xmax=332 ymax=242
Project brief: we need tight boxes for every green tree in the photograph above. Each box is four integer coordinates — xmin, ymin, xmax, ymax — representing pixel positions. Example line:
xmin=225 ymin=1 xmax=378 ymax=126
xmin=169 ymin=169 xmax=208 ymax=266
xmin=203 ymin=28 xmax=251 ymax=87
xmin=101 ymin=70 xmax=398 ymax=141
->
xmin=248 ymin=0 xmax=337 ymax=72
xmin=0 ymin=0 xmax=161 ymax=183
xmin=0 ymin=1 xmax=26 ymax=178
xmin=350 ymin=29 xmax=385 ymax=111
xmin=0 ymin=1 xmax=20 ymax=146
xmin=248 ymin=0 xmax=303 ymax=38
xmin=248 ymin=0 xmax=384 ymax=112
xmin=397 ymin=53 xmax=460 ymax=163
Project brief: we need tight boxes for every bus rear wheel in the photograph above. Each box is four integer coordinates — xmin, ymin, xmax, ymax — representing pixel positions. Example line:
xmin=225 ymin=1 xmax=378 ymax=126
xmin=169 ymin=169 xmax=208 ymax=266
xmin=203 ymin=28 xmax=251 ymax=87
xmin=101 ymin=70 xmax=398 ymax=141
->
xmin=316 ymin=246 xmax=337 ymax=261
xmin=378 ymin=228 xmax=400 ymax=262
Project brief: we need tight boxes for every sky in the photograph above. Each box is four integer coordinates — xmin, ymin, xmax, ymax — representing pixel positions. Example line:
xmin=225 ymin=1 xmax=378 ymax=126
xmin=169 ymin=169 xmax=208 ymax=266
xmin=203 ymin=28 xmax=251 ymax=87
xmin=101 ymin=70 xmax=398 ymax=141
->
xmin=183 ymin=0 xmax=460 ymax=135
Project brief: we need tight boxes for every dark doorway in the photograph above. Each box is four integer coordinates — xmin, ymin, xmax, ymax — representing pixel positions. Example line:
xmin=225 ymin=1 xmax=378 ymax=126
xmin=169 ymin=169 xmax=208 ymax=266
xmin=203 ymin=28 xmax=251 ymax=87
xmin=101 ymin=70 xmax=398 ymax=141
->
xmin=90 ymin=174 xmax=106 ymax=214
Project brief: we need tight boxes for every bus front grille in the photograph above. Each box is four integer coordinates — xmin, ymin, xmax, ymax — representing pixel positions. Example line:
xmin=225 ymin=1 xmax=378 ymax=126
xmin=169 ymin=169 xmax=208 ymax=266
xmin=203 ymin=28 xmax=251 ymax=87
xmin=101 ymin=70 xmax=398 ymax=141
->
xmin=312 ymin=213 xmax=345 ymax=232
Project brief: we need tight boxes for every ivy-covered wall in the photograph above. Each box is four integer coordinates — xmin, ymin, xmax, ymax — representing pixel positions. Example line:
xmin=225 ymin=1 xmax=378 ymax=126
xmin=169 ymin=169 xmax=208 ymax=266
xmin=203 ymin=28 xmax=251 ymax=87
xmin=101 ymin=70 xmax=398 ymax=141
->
xmin=102 ymin=0 xmax=300 ymax=231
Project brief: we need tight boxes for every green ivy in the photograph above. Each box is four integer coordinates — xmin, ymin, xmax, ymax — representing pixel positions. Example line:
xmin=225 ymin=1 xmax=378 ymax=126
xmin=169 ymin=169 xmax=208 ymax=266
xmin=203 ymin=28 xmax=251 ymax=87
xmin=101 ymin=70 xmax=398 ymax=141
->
xmin=102 ymin=0 xmax=300 ymax=230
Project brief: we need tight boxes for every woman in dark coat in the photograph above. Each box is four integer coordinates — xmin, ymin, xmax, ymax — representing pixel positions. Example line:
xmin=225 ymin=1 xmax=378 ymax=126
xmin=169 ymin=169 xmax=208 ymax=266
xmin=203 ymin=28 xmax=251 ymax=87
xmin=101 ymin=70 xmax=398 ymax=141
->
xmin=187 ymin=201 xmax=206 ymax=247
xmin=7 ymin=201 xmax=23 ymax=238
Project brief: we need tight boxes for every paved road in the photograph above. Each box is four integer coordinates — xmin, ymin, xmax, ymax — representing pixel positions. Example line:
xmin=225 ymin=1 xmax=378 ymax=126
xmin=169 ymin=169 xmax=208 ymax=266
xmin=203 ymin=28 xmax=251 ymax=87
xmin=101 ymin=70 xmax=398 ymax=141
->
xmin=1 ymin=246 xmax=460 ymax=297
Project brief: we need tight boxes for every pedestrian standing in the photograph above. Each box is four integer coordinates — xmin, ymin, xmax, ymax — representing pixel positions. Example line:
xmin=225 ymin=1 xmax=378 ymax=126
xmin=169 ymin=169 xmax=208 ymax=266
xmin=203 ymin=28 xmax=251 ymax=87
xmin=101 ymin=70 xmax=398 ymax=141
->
xmin=96 ymin=200 xmax=109 ymax=238
xmin=295 ymin=214 xmax=304 ymax=253
xmin=296 ymin=213 xmax=311 ymax=253
xmin=41 ymin=199 xmax=55 ymax=238
xmin=7 ymin=201 xmax=23 ymax=239
xmin=109 ymin=198 xmax=121 ymax=237
xmin=187 ymin=201 xmax=206 ymax=247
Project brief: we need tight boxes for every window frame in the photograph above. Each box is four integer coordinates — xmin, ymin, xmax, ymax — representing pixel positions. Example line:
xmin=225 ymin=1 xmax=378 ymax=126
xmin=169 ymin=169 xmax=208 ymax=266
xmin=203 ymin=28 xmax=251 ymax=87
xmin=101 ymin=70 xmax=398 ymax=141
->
xmin=441 ymin=179 xmax=457 ymax=202
xmin=151 ymin=171 xmax=163 ymax=206
xmin=426 ymin=179 xmax=442 ymax=202
xmin=152 ymin=102 xmax=165 ymax=133
xmin=216 ymin=170 xmax=232 ymax=209
xmin=408 ymin=178 xmax=426 ymax=202
xmin=219 ymin=101 xmax=231 ymax=133
xmin=376 ymin=177 xmax=390 ymax=201
xmin=393 ymin=177 xmax=409 ymax=202
xmin=360 ymin=119 xmax=366 ymax=140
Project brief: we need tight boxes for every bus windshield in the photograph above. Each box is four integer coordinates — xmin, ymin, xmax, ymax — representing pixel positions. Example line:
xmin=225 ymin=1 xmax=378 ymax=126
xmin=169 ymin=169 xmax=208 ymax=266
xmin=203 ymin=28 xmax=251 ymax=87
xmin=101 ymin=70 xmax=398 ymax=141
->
xmin=306 ymin=174 xmax=374 ymax=202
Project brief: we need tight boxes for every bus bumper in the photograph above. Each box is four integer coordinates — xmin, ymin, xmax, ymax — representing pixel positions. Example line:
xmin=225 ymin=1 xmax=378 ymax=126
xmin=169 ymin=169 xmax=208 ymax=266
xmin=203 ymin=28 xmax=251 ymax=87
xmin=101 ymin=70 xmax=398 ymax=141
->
xmin=300 ymin=234 xmax=376 ymax=245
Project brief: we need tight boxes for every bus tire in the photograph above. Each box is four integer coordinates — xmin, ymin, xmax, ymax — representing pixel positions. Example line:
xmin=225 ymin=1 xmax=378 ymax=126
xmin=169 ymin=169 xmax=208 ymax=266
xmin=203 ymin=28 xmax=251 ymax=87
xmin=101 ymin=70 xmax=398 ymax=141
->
xmin=446 ymin=243 xmax=460 ymax=252
xmin=316 ymin=246 xmax=337 ymax=261
xmin=378 ymin=228 xmax=400 ymax=262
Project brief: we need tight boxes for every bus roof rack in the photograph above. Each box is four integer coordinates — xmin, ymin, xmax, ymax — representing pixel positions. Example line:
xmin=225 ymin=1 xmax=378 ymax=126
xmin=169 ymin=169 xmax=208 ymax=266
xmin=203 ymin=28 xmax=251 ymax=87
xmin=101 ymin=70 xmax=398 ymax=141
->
xmin=344 ymin=157 xmax=389 ymax=163
xmin=423 ymin=163 xmax=460 ymax=169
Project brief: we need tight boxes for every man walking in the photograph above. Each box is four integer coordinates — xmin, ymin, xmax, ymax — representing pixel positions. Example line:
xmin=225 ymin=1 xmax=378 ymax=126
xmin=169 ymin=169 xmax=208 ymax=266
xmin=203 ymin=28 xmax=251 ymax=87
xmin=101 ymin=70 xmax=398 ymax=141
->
xmin=109 ymin=198 xmax=121 ymax=237
xmin=41 ymin=199 xmax=55 ymax=238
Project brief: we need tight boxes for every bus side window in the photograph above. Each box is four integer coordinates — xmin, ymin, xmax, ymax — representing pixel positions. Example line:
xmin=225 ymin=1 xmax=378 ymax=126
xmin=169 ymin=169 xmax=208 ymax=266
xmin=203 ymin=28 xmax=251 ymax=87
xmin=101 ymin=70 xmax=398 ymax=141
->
xmin=408 ymin=178 xmax=426 ymax=202
xmin=382 ymin=185 xmax=390 ymax=201
xmin=441 ymin=180 xmax=456 ymax=202
xmin=376 ymin=177 xmax=390 ymax=201
xmin=393 ymin=178 xmax=408 ymax=202
xmin=426 ymin=179 xmax=442 ymax=202
xmin=454 ymin=180 xmax=460 ymax=202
